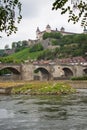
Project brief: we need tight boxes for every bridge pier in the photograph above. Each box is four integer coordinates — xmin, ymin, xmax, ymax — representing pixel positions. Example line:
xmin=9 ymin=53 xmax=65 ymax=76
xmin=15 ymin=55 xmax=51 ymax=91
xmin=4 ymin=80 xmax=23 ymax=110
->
xmin=74 ymin=65 xmax=85 ymax=77
xmin=21 ymin=63 xmax=34 ymax=81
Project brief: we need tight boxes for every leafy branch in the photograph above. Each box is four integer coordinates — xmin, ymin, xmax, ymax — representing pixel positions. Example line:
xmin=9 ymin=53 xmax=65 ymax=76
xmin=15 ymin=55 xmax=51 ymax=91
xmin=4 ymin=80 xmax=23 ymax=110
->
xmin=52 ymin=0 xmax=87 ymax=27
xmin=0 ymin=0 xmax=22 ymax=36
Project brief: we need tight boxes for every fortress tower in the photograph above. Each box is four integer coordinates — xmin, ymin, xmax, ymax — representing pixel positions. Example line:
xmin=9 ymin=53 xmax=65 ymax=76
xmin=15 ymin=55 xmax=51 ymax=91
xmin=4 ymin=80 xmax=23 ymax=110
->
xmin=60 ymin=27 xmax=65 ymax=32
xmin=36 ymin=27 xmax=40 ymax=39
xmin=36 ymin=25 xmax=52 ymax=40
xmin=46 ymin=24 xmax=51 ymax=33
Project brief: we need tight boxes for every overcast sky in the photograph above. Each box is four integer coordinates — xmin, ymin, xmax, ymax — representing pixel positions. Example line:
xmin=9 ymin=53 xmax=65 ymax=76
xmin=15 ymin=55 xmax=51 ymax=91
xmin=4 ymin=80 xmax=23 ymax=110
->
xmin=0 ymin=0 xmax=83 ymax=49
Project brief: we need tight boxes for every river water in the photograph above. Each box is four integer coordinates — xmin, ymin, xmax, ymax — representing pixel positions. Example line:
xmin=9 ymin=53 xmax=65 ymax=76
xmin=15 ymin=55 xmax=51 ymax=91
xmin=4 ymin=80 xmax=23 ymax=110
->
xmin=0 ymin=89 xmax=87 ymax=130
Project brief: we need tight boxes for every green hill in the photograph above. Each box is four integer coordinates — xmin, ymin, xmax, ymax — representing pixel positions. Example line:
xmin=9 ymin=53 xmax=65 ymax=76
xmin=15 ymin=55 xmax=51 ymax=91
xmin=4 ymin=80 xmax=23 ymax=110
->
xmin=0 ymin=48 xmax=43 ymax=63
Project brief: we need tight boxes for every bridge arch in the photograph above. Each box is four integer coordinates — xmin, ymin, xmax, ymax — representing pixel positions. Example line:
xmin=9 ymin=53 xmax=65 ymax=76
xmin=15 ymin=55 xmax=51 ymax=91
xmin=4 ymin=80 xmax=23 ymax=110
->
xmin=62 ymin=67 xmax=73 ymax=79
xmin=83 ymin=68 xmax=87 ymax=75
xmin=0 ymin=67 xmax=20 ymax=74
xmin=0 ymin=67 xmax=21 ymax=80
xmin=34 ymin=67 xmax=51 ymax=80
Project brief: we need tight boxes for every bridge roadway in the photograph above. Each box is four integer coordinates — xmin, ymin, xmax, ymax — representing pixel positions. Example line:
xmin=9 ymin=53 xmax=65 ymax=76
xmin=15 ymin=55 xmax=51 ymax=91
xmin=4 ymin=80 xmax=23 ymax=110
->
xmin=0 ymin=62 xmax=87 ymax=81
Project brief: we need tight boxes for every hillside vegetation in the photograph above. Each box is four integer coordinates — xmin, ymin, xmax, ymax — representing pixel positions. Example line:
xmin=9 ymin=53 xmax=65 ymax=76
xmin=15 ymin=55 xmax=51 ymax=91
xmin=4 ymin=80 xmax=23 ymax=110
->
xmin=0 ymin=32 xmax=87 ymax=63
xmin=0 ymin=48 xmax=43 ymax=63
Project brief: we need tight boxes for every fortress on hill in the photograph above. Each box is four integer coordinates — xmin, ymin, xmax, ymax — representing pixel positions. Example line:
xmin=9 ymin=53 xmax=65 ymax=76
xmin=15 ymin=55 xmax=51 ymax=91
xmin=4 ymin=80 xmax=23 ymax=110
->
xmin=36 ymin=24 xmax=76 ymax=40
xmin=28 ymin=24 xmax=87 ymax=47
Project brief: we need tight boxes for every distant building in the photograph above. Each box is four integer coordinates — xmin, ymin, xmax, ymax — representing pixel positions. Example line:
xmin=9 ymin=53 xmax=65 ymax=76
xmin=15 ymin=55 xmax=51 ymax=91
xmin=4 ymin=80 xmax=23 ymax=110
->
xmin=57 ymin=56 xmax=87 ymax=65
xmin=4 ymin=49 xmax=15 ymax=55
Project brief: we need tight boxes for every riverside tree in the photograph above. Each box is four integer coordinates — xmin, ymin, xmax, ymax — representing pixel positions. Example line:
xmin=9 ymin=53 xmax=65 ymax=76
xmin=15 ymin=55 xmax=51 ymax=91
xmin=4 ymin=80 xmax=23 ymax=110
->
xmin=0 ymin=0 xmax=22 ymax=36
xmin=52 ymin=0 xmax=87 ymax=27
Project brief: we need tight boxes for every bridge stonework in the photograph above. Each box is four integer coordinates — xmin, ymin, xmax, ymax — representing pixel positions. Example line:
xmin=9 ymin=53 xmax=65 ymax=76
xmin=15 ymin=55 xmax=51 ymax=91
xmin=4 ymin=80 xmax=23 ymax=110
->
xmin=0 ymin=63 xmax=21 ymax=72
xmin=0 ymin=63 xmax=87 ymax=81
xmin=21 ymin=63 xmax=34 ymax=80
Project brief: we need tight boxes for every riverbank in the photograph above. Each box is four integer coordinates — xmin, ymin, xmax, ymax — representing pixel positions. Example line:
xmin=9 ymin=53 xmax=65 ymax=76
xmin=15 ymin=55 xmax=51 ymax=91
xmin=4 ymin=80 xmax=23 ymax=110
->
xmin=0 ymin=81 xmax=25 ymax=94
xmin=67 ymin=80 xmax=87 ymax=89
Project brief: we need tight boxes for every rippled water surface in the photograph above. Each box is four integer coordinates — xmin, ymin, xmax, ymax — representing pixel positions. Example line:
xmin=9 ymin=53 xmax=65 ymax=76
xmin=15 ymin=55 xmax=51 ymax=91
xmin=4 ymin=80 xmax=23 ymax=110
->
xmin=0 ymin=89 xmax=87 ymax=130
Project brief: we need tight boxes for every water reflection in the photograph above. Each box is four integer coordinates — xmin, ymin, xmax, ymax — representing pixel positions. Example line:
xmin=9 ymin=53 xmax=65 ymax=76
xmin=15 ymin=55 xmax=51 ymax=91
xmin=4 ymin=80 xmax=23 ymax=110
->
xmin=0 ymin=90 xmax=87 ymax=130
xmin=0 ymin=109 xmax=14 ymax=119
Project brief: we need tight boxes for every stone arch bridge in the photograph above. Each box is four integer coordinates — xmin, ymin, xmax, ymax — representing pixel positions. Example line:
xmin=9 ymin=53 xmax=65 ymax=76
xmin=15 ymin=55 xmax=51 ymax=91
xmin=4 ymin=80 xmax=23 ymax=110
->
xmin=0 ymin=63 xmax=87 ymax=81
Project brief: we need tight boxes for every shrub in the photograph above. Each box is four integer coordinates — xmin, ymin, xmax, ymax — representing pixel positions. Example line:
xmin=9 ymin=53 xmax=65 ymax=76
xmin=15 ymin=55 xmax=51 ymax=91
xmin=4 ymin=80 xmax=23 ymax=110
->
xmin=29 ymin=43 xmax=44 ymax=52
xmin=71 ymin=76 xmax=87 ymax=80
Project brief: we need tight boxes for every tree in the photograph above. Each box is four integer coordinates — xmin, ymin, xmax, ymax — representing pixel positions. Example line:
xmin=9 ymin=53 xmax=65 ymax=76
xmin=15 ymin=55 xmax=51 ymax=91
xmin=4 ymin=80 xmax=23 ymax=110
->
xmin=43 ymin=32 xmax=62 ymax=40
xmin=4 ymin=44 xmax=9 ymax=50
xmin=52 ymin=0 xmax=87 ymax=27
xmin=29 ymin=43 xmax=44 ymax=52
xmin=0 ymin=0 xmax=22 ymax=36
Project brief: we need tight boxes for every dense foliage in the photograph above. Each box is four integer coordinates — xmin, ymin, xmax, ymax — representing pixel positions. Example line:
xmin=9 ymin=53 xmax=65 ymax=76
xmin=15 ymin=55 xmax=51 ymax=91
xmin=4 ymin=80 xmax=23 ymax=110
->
xmin=37 ymin=33 xmax=87 ymax=60
xmin=0 ymin=69 xmax=12 ymax=76
xmin=43 ymin=32 xmax=62 ymax=40
xmin=29 ymin=43 xmax=44 ymax=52
xmin=12 ymin=40 xmax=28 ymax=52
xmin=37 ymin=49 xmax=54 ymax=60
xmin=0 ymin=0 xmax=22 ymax=36
xmin=71 ymin=76 xmax=87 ymax=80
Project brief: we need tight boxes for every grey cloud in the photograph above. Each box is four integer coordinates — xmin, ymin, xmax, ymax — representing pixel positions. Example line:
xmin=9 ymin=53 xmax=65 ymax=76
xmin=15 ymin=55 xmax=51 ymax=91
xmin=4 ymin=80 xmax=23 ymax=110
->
xmin=20 ymin=0 xmax=45 ymax=18
xmin=20 ymin=0 xmax=54 ymax=18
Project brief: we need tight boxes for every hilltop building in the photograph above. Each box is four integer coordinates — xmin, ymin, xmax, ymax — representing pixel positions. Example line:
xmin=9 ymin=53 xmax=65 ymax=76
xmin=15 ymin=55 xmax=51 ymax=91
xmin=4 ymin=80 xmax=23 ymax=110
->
xmin=35 ymin=24 xmax=77 ymax=40
xmin=28 ymin=24 xmax=78 ymax=46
